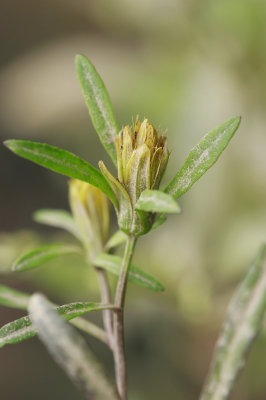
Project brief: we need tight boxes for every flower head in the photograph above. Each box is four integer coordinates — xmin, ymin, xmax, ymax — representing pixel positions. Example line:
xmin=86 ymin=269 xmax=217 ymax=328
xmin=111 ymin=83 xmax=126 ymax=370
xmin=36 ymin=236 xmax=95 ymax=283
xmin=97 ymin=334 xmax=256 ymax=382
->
xmin=69 ymin=179 xmax=109 ymax=264
xmin=116 ymin=118 xmax=168 ymax=200
xmin=99 ymin=118 xmax=169 ymax=236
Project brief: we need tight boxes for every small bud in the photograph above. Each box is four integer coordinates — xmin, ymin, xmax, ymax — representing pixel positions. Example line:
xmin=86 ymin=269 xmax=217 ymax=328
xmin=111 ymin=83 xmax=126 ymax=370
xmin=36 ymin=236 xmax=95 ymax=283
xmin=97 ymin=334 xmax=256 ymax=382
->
xmin=69 ymin=179 xmax=109 ymax=264
xmin=99 ymin=118 xmax=169 ymax=236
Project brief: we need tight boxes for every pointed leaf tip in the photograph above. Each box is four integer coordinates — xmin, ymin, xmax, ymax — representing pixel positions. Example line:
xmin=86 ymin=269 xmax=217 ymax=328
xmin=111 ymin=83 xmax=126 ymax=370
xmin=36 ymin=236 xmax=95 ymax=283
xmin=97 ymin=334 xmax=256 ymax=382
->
xmin=12 ymin=244 xmax=81 ymax=272
xmin=4 ymin=139 xmax=117 ymax=206
xmin=164 ymin=116 xmax=241 ymax=199
xmin=75 ymin=54 xmax=119 ymax=165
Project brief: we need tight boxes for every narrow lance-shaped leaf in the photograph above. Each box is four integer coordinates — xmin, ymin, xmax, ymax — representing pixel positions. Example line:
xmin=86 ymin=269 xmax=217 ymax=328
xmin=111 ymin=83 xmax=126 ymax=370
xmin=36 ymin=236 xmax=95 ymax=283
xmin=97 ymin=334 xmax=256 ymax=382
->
xmin=94 ymin=253 xmax=164 ymax=292
xmin=135 ymin=190 xmax=181 ymax=214
xmin=0 ymin=300 xmax=115 ymax=348
xmin=12 ymin=244 xmax=81 ymax=272
xmin=0 ymin=286 xmax=109 ymax=346
xmin=33 ymin=209 xmax=81 ymax=239
xmin=76 ymin=54 xmax=119 ymax=165
xmin=4 ymin=140 xmax=118 ymax=207
xmin=200 ymin=244 xmax=266 ymax=400
xmin=29 ymin=294 xmax=120 ymax=400
xmin=164 ymin=117 xmax=241 ymax=199
xmin=0 ymin=285 xmax=30 ymax=309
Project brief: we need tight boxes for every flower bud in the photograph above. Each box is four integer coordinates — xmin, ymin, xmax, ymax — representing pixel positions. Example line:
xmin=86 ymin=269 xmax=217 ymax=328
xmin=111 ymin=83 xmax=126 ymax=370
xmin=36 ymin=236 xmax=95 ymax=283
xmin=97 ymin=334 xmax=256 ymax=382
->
xmin=69 ymin=179 xmax=109 ymax=264
xmin=99 ymin=118 xmax=169 ymax=236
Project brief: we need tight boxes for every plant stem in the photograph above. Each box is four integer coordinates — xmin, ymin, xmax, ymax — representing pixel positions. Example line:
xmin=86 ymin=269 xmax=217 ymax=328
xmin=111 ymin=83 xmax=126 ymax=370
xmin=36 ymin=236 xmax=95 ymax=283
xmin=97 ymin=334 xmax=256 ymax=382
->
xmin=113 ymin=235 xmax=137 ymax=400
xmin=96 ymin=267 xmax=114 ymax=348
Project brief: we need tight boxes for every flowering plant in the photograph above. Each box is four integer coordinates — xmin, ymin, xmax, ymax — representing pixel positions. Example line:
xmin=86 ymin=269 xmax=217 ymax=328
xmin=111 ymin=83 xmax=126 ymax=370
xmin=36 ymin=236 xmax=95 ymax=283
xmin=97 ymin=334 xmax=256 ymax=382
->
xmin=1 ymin=55 xmax=266 ymax=400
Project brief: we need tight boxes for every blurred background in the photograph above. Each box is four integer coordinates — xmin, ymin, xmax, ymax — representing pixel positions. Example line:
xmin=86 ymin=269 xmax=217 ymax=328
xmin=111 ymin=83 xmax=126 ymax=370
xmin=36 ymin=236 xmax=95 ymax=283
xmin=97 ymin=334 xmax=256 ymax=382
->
xmin=0 ymin=0 xmax=266 ymax=399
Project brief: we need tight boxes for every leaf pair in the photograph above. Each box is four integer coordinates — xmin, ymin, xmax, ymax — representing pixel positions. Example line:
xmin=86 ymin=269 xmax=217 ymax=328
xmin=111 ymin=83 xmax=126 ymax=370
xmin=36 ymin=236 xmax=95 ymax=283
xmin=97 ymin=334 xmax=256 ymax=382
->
xmin=11 ymin=237 xmax=164 ymax=292
xmin=11 ymin=207 xmax=163 ymax=291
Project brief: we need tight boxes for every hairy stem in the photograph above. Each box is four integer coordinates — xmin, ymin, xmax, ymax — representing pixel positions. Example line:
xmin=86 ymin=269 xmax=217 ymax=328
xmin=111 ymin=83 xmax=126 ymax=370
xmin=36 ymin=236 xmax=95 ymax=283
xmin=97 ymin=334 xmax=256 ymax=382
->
xmin=113 ymin=235 xmax=137 ymax=400
xmin=96 ymin=267 xmax=114 ymax=348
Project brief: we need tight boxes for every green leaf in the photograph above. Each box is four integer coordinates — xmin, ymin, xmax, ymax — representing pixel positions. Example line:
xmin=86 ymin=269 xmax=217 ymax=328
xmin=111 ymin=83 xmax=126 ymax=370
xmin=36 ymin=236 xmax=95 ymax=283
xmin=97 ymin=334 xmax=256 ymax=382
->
xmin=4 ymin=140 xmax=118 ymax=207
xmin=105 ymin=230 xmax=127 ymax=250
xmin=164 ymin=117 xmax=241 ymax=199
xmin=135 ymin=190 xmax=181 ymax=214
xmin=0 ymin=285 xmax=30 ymax=309
xmin=12 ymin=244 xmax=81 ymax=272
xmin=33 ymin=209 xmax=81 ymax=239
xmin=76 ymin=54 xmax=119 ymax=165
xmin=0 ymin=300 xmax=115 ymax=348
xmin=29 ymin=294 xmax=120 ymax=400
xmin=0 ymin=285 xmax=109 ymax=345
xmin=94 ymin=253 xmax=164 ymax=292
xmin=200 ymin=244 xmax=266 ymax=400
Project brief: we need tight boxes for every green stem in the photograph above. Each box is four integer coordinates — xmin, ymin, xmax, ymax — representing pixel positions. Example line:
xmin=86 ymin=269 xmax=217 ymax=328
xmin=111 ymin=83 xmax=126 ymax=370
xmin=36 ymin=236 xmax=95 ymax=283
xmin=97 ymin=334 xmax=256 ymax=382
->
xmin=113 ymin=235 xmax=137 ymax=400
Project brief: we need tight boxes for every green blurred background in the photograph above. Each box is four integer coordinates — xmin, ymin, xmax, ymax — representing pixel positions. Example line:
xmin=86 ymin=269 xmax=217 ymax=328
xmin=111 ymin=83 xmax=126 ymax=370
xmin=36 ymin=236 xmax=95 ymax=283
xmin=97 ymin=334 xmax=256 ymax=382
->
xmin=0 ymin=0 xmax=266 ymax=399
